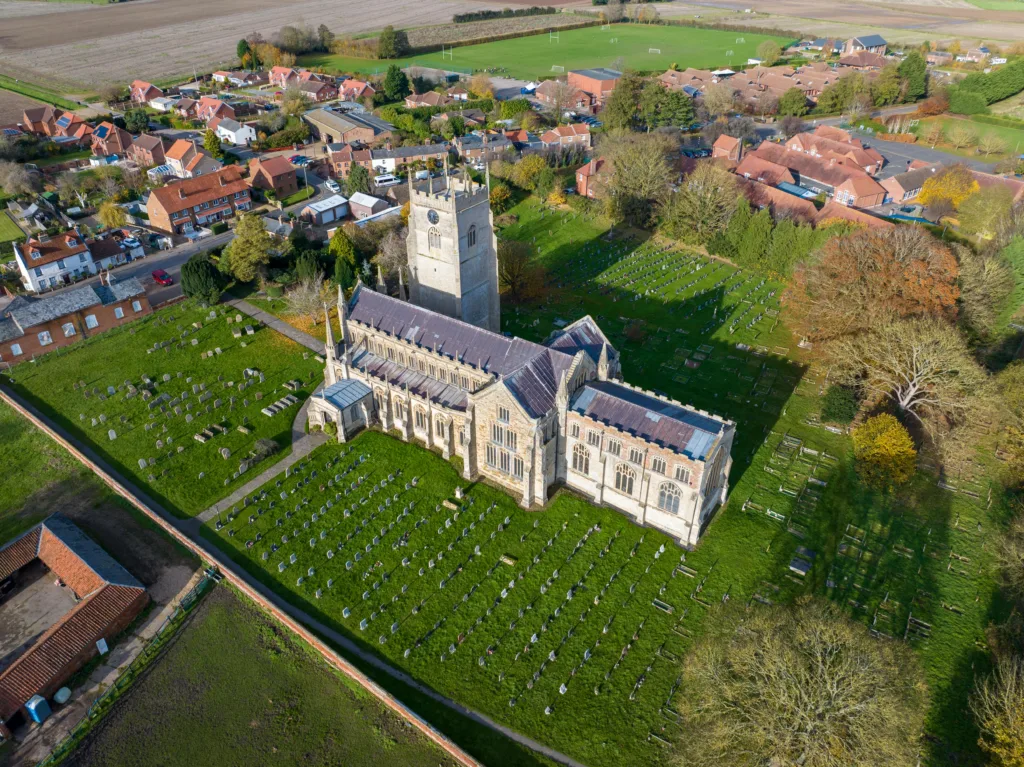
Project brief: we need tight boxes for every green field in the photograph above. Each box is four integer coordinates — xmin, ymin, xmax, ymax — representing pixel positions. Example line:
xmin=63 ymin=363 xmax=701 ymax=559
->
xmin=299 ymin=24 xmax=790 ymax=80
xmin=5 ymin=301 xmax=322 ymax=517
xmin=65 ymin=587 xmax=454 ymax=767
xmin=200 ymin=197 xmax=1007 ymax=767
xmin=0 ymin=75 xmax=81 ymax=112
xmin=965 ymin=0 xmax=1024 ymax=9
xmin=914 ymin=115 xmax=1024 ymax=159
xmin=0 ymin=212 xmax=23 ymax=246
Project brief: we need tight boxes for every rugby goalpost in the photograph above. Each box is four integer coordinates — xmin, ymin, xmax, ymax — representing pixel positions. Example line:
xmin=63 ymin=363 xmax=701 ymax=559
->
xmin=549 ymin=30 xmax=560 ymax=43
xmin=441 ymin=45 xmax=453 ymax=60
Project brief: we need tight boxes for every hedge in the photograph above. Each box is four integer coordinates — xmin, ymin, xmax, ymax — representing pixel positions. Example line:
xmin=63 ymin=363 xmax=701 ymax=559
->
xmin=209 ymin=222 xmax=228 ymax=235
xmin=954 ymin=59 xmax=1024 ymax=108
xmin=404 ymin=20 xmax=603 ymax=56
xmin=972 ymin=113 xmax=1024 ymax=129
xmin=453 ymin=6 xmax=557 ymax=23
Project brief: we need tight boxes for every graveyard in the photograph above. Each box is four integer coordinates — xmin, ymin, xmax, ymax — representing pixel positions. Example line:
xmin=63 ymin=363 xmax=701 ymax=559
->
xmin=2 ymin=302 xmax=322 ymax=517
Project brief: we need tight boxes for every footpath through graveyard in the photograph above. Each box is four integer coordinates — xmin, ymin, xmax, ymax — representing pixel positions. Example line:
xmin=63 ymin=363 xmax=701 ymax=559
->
xmin=197 ymin=389 xmax=329 ymax=523
xmin=226 ymin=298 xmax=325 ymax=355
xmin=0 ymin=385 xmax=589 ymax=767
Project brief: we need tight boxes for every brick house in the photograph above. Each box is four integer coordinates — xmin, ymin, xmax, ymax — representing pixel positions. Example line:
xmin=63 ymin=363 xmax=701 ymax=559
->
xmin=535 ymin=79 xmax=595 ymax=114
xmin=843 ymin=34 xmax=887 ymax=55
xmin=195 ymin=97 xmax=235 ymax=123
xmin=129 ymin=80 xmax=163 ymax=104
xmin=0 ymin=277 xmax=150 ymax=362
xmin=712 ymin=134 xmax=742 ymax=162
xmin=0 ymin=514 xmax=148 ymax=736
xmin=540 ymin=123 xmax=591 ymax=148
xmin=455 ymin=132 xmax=513 ymax=162
xmin=129 ymin=134 xmax=167 ymax=167
xmin=879 ymin=164 xmax=942 ymax=203
xmin=734 ymin=154 xmax=795 ymax=186
xmin=348 ymin=191 xmax=391 ymax=219
xmin=248 ymin=156 xmax=299 ymax=199
xmin=328 ymin=144 xmax=373 ymax=178
xmin=339 ymin=79 xmax=376 ymax=101
xmin=173 ymin=99 xmax=198 ymax=119
xmin=833 ymin=176 xmax=887 ymax=208
xmin=576 ymin=157 xmax=608 ymax=198
xmin=164 ymin=138 xmax=222 ymax=179
xmin=90 ymin=122 xmax=134 ymax=158
xmin=567 ymin=68 xmax=621 ymax=108
xmin=269 ymin=66 xmax=298 ymax=89
xmin=405 ymin=91 xmax=451 ymax=109
xmin=21 ymin=106 xmax=63 ymax=137
xmin=814 ymin=201 xmax=894 ymax=229
xmin=147 ymin=166 xmax=252 ymax=234
xmin=297 ymin=80 xmax=338 ymax=102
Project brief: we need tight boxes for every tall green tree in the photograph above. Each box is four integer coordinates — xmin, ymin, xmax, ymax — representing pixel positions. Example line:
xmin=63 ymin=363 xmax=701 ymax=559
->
xmin=378 ymin=26 xmax=405 ymax=59
xmin=346 ymin=163 xmax=371 ymax=197
xmin=224 ymin=214 xmax=273 ymax=283
xmin=898 ymin=50 xmax=928 ymax=101
xmin=203 ymin=129 xmax=224 ymax=159
xmin=124 ymin=109 xmax=149 ymax=134
xmin=777 ymin=87 xmax=808 ymax=116
xmin=660 ymin=160 xmax=737 ymax=244
xmin=601 ymin=71 xmax=645 ymax=131
xmin=236 ymin=39 xmax=250 ymax=65
xmin=871 ymin=64 xmax=904 ymax=107
xmin=334 ymin=255 xmax=354 ymax=289
xmin=317 ymin=24 xmax=334 ymax=52
xmin=181 ymin=253 xmax=222 ymax=306
xmin=638 ymin=81 xmax=694 ymax=128
xmin=328 ymin=227 xmax=357 ymax=270
xmin=382 ymin=63 xmax=410 ymax=101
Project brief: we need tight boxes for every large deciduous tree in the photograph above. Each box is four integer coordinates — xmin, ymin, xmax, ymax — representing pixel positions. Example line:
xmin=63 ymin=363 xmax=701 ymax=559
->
xmin=602 ymin=131 xmax=674 ymax=227
xmin=852 ymin=414 xmax=917 ymax=491
xmin=660 ymin=160 xmax=737 ymax=244
xmin=785 ymin=226 xmax=960 ymax=342
xmin=971 ymin=657 xmax=1024 ymax=767
xmin=497 ymin=239 xmax=544 ymax=302
xmin=97 ymin=201 xmax=128 ymax=230
xmin=674 ymin=599 xmax=927 ymax=767
xmin=829 ymin=316 xmax=988 ymax=427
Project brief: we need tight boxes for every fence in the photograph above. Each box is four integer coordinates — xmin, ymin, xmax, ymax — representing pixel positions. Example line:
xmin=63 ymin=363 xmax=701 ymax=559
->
xmin=35 ymin=571 xmax=218 ymax=767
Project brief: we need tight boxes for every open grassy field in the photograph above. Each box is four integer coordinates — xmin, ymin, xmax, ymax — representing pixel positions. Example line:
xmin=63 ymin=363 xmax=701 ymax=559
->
xmin=201 ymin=196 xmax=1008 ymax=766
xmin=913 ymin=114 xmax=1024 ymax=159
xmin=0 ymin=75 xmax=81 ymax=112
xmin=0 ymin=212 xmax=23 ymax=246
xmin=300 ymin=24 xmax=792 ymax=80
xmin=65 ymin=586 xmax=455 ymax=767
xmin=4 ymin=301 xmax=322 ymax=518
xmin=965 ymin=0 xmax=1024 ymax=9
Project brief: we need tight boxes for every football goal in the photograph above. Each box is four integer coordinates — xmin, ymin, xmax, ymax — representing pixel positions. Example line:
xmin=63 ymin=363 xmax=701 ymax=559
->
xmin=551 ymin=65 xmax=565 ymax=73
xmin=735 ymin=37 xmax=745 ymax=43
xmin=649 ymin=48 xmax=661 ymax=54
xmin=601 ymin=23 xmax=611 ymax=30
xmin=610 ymin=37 xmax=618 ymax=43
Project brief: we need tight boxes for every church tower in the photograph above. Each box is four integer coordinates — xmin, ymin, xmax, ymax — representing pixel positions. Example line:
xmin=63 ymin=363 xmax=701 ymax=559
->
xmin=406 ymin=173 xmax=500 ymax=332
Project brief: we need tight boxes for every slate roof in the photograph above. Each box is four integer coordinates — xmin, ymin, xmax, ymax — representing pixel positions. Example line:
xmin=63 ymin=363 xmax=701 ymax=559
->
xmin=352 ymin=349 xmax=471 ymax=411
xmin=544 ymin=316 xmax=616 ymax=365
xmin=570 ymin=380 xmax=729 ymax=460
xmin=41 ymin=514 xmax=143 ymax=589
xmin=321 ymin=379 xmax=372 ymax=410
xmin=371 ymin=143 xmax=448 ymax=160
xmin=1 ymin=278 xmax=144 ymax=339
xmin=306 ymin=108 xmax=394 ymax=136
xmin=93 ymin=276 xmax=145 ymax=304
xmin=851 ymin=34 xmax=887 ymax=48
xmin=570 ymin=68 xmax=622 ymax=81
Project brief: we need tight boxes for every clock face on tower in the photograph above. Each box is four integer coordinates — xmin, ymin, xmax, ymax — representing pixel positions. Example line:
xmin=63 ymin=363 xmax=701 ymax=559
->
xmin=427 ymin=210 xmax=439 ymax=225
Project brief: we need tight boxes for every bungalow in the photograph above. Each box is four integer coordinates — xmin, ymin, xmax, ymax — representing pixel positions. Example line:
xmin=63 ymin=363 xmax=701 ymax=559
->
xmin=843 ymin=34 xmax=887 ymax=55
xmin=734 ymin=154 xmax=795 ymax=186
xmin=405 ymin=91 xmax=451 ymax=109
xmin=148 ymin=97 xmax=178 ymax=113
xmin=130 ymin=80 xmax=163 ymax=104
xmin=90 ymin=122 xmax=133 ymax=158
xmin=0 ymin=278 xmax=150 ymax=362
xmin=879 ymin=164 xmax=942 ymax=203
xmin=807 ymin=38 xmax=844 ymax=54
xmin=814 ymin=201 xmax=894 ymax=228
xmin=129 ymin=134 xmax=167 ymax=167
xmin=576 ymin=157 xmax=608 ymax=199
xmin=838 ymin=51 xmax=888 ymax=70
xmin=210 ymin=116 xmax=256 ymax=146
xmin=348 ymin=191 xmax=390 ymax=220
xmin=147 ymin=166 xmax=252 ymax=234
xmin=435 ymin=109 xmax=486 ymax=129
xmin=540 ymin=123 xmax=592 ymax=149
xmin=339 ymin=79 xmax=376 ymax=101
xmin=248 ymin=156 xmax=299 ymax=199
xmin=712 ymin=134 xmax=743 ymax=163
xmin=739 ymin=178 xmax=818 ymax=222
xmin=926 ymin=51 xmax=953 ymax=66
xmin=164 ymin=139 xmax=222 ymax=179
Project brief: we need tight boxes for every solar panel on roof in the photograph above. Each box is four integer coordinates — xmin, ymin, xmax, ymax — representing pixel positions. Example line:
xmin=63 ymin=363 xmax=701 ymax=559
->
xmin=94 ymin=125 xmax=109 ymax=139
xmin=56 ymin=116 xmax=72 ymax=128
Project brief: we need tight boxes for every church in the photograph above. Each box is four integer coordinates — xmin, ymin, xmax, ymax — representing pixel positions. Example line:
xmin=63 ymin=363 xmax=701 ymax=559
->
xmin=307 ymin=173 xmax=735 ymax=548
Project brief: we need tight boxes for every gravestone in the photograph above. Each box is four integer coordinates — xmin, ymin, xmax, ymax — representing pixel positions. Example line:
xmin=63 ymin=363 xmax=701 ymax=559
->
xmin=108 ymin=430 xmax=117 ymax=440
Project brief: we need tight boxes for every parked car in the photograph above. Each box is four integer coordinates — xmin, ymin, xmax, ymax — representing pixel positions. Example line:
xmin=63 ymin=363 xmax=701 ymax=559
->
xmin=374 ymin=173 xmax=400 ymax=187
xmin=151 ymin=269 xmax=173 ymax=286
xmin=288 ymin=154 xmax=303 ymax=163
xmin=325 ymin=179 xmax=340 ymax=193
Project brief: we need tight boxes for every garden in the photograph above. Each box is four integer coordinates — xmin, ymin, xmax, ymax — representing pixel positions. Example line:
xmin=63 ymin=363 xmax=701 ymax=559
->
xmin=3 ymin=301 xmax=322 ymax=517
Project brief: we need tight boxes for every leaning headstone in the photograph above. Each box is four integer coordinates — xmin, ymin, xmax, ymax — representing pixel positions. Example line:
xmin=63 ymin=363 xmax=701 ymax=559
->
xmin=220 ymin=447 xmax=232 ymax=460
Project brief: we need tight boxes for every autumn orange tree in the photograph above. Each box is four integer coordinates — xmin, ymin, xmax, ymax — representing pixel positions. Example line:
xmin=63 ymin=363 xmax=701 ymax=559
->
xmin=918 ymin=164 xmax=980 ymax=210
xmin=785 ymin=226 xmax=959 ymax=343
xmin=852 ymin=414 xmax=917 ymax=491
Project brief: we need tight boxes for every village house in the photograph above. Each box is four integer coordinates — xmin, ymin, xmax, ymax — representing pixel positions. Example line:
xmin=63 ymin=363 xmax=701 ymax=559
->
xmin=297 ymin=79 xmax=339 ymax=102
xmin=734 ymin=154 xmax=796 ymax=186
xmin=21 ymin=106 xmax=64 ymax=137
xmin=129 ymin=134 xmax=167 ymax=167
xmin=926 ymin=51 xmax=953 ymax=66
xmin=164 ymin=138 xmax=222 ymax=179
xmin=339 ymin=79 xmax=376 ymax=101
xmin=173 ymin=99 xmax=198 ymax=119
xmin=447 ymin=84 xmax=470 ymax=102
xmin=248 ymin=156 xmax=299 ymax=200
xmin=748 ymin=142 xmax=885 ymax=206
xmin=90 ymin=122 xmax=133 ymax=158
xmin=0 ymin=278 xmax=150 ymax=362
xmin=146 ymin=166 xmax=251 ymax=234
xmin=209 ymin=116 xmax=256 ymax=146
xmin=535 ymin=79 xmax=595 ymax=113
xmin=838 ymin=51 xmax=889 ymax=70
xmin=405 ymin=91 xmax=451 ymax=109
xmin=834 ymin=176 xmax=886 ymax=208
xmin=129 ymin=80 xmax=163 ymax=104
xmin=195 ymin=97 xmax=235 ymax=123
xmin=435 ymin=109 xmax=487 ymax=129
xmin=305 ymin=108 xmax=394 ymax=145
xmin=576 ymin=157 xmax=608 ymax=199
xmin=711 ymin=134 xmax=743 ymax=163
xmin=369 ymin=142 xmax=450 ymax=175
xmin=12 ymin=229 xmax=136 ymax=293
xmin=455 ymin=132 xmax=514 ymax=162
xmin=504 ymin=129 xmax=544 ymax=152
xmin=540 ymin=123 xmax=592 ymax=149
xmin=328 ymin=144 xmax=373 ymax=178
xmin=843 ymin=34 xmax=887 ymax=55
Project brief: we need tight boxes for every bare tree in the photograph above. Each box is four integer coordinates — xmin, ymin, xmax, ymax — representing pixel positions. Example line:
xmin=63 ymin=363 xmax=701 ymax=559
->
xmin=0 ymin=160 xmax=36 ymax=197
xmin=373 ymin=227 xmax=408 ymax=276
xmin=978 ymin=132 xmax=1008 ymax=157
xmin=674 ymin=599 xmax=927 ymax=767
xmin=994 ymin=514 xmax=1024 ymax=597
xmin=947 ymin=123 xmax=978 ymax=151
xmin=55 ymin=171 xmax=86 ymax=207
xmin=603 ymin=0 xmax=624 ymax=22
xmin=971 ymin=656 xmax=1024 ymax=766
xmin=829 ymin=316 xmax=989 ymax=427
xmin=922 ymin=121 xmax=945 ymax=148
xmin=702 ymin=83 xmax=736 ymax=117
xmin=549 ymin=78 xmax=575 ymax=122
xmin=285 ymin=268 xmax=330 ymax=325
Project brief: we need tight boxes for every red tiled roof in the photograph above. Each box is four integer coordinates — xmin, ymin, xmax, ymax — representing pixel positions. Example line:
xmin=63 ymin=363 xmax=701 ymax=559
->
xmin=0 ymin=584 xmax=147 ymax=721
xmin=149 ymin=167 xmax=248 ymax=216
xmin=740 ymin=178 xmax=818 ymax=221
xmin=17 ymin=230 xmax=89 ymax=269
xmin=735 ymin=155 xmax=794 ymax=185
xmin=0 ymin=528 xmax=39 ymax=583
xmin=714 ymin=134 xmax=740 ymax=151
xmin=250 ymin=155 xmax=296 ymax=180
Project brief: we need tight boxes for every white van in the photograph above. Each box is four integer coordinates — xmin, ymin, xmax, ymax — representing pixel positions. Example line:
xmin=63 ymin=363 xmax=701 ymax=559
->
xmin=374 ymin=173 xmax=400 ymax=187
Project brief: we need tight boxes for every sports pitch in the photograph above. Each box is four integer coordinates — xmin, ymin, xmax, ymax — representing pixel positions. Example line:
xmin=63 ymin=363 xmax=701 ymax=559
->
xmin=300 ymin=24 xmax=791 ymax=81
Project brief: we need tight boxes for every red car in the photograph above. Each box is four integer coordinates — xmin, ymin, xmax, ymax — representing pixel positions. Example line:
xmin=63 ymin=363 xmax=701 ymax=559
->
xmin=151 ymin=269 xmax=173 ymax=286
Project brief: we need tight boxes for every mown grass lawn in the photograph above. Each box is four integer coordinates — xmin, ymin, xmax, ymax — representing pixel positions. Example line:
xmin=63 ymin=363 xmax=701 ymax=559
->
xmin=299 ymin=24 xmax=791 ymax=80
xmin=280 ymin=185 xmax=315 ymax=207
xmin=65 ymin=586 xmax=454 ymax=767
xmin=4 ymin=301 xmax=322 ymax=517
xmin=913 ymin=115 xmax=1024 ymax=160
xmin=199 ymin=194 xmax=1010 ymax=766
xmin=0 ymin=211 xmax=23 ymax=245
